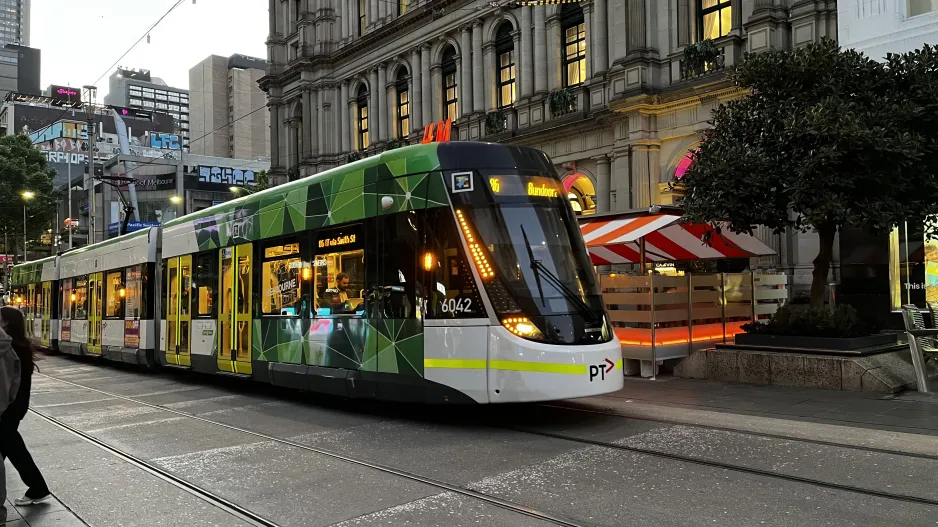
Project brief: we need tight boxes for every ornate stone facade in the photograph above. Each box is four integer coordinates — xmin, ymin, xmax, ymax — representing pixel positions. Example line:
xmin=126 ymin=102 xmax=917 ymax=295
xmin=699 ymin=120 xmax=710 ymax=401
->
xmin=261 ymin=0 xmax=838 ymax=294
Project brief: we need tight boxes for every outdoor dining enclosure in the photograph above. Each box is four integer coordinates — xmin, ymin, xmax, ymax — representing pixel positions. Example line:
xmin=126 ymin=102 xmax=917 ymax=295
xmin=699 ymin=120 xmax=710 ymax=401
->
xmin=579 ymin=209 xmax=789 ymax=376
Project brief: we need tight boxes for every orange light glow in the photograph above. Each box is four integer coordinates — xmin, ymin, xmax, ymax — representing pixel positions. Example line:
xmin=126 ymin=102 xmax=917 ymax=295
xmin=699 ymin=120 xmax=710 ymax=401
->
xmin=455 ymin=210 xmax=494 ymax=279
xmin=70 ymin=293 xmax=76 ymax=302
xmin=302 ymin=266 xmax=312 ymax=281
xmin=502 ymin=316 xmax=539 ymax=337
xmin=119 ymin=288 xmax=126 ymax=299
xmin=614 ymin=323 xmax=747 ymax=347
xmin=423 ymin=252 xmax=436 ymax=271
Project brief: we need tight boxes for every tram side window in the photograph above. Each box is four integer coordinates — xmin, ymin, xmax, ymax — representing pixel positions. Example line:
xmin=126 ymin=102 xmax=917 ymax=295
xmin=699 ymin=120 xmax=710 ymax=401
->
xmin=125 ymin=265 xmax=145 ymax=319
xmin=261 ymin=239 xmax=304 ymax=317
xmin=313 ymin=225 xmax=366 ymax=317
xmin=105 ymin=271 xmax=124 ymax=319
xmin=73 ymin=277 xmax=88 ymax=319
xmin=193 ymin=253 xmax=216 ymax=318
xmin=62 ymin=279 xmax=72 ymax=319
xmin=419 ymin=208 xmax=486 ymax=319
xmin=375 ymin=213 xmax=418 ymax=319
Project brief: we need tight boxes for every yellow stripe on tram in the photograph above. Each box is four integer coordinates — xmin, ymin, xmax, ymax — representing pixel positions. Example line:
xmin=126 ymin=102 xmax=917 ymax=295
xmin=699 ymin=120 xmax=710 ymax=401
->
xmin=424 ymin=359 xmax=595 ymax=375
xmin=423 ymin=359 xmax=487 ymax=370
xmin=489 ymin=360 xmax=587 ymax=375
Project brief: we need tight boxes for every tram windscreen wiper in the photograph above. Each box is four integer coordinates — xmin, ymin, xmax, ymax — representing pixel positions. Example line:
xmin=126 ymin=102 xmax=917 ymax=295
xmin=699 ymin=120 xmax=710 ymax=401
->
xmin=520 ymin=225 xmax=547 ymax=307
xmin=519 ymin=225 xmax=598 ymax=322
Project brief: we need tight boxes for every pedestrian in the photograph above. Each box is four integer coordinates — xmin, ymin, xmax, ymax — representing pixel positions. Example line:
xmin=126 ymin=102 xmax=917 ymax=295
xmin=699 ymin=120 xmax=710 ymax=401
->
xmin=0 ymin=318 xmax=21 ymax=523
xmin=0 ymin=306 xmax=49 ymax=508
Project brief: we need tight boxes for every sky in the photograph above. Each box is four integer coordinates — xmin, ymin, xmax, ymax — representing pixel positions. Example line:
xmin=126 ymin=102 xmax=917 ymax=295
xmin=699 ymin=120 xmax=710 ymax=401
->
xmin=31 ymin=0 xmax=268 ymax=100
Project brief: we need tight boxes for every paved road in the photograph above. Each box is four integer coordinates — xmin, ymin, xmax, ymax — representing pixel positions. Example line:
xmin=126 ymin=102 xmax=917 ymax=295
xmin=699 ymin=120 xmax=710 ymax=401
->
xmin=15 ymin=355 xmax=938 ymax=526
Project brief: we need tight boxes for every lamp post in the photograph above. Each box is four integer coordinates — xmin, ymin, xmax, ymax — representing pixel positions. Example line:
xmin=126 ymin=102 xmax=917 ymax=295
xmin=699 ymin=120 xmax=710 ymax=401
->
xmin=229 ymin=186 xmax=258 ymax=196
xmin=169 ymin=195 xmax=182 ymax=220
xmin=21 ymin=191 xmax=34 ymax=262
xmin=83 ymin=85 xmax=97 ymax=244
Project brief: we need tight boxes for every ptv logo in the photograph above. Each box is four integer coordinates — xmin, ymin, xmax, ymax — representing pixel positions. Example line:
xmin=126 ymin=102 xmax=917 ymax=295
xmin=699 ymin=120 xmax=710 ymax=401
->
xmin=589 ymin=359 xmax=616 ymax=382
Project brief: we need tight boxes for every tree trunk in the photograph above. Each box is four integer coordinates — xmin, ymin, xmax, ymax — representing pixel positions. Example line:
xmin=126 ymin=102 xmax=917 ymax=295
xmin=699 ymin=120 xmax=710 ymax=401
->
xmin=810 ymin=222 xmax=837 ymax=309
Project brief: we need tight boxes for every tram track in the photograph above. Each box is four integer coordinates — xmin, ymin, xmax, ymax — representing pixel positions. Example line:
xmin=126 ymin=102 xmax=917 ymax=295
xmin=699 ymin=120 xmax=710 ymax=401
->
xmin=535 ymin=400 xmax=938 ymax=461
xmin=34 ymin=369 xmax=938 ymax=519
xmin=33 ymin=372 xmax=595 ymax=527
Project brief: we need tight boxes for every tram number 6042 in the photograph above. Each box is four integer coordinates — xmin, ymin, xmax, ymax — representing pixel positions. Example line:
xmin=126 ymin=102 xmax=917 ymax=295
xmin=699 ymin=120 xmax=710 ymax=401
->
xmin=440 ymin=297 xmax=473 ymax=314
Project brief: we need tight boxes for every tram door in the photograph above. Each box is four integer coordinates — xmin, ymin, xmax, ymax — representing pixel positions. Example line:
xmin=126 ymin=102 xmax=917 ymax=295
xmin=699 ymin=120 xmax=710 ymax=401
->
xmin=218 ymin=244 xmax=253 ymax=374
xmin=40 ymin=282 xmax=52 ymax=348
xmin=25 ymin=283 xmax=36 ymax=339
xmin=165 ymin=256 xmax=192 ymax=367
xmin=87 ymin=272 xmax=103 ymax=355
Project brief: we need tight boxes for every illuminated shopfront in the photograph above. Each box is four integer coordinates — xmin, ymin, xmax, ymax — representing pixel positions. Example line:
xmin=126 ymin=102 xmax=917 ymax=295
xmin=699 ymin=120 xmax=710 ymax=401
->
xmin=888 ymin=221 xmax=938 ymax=311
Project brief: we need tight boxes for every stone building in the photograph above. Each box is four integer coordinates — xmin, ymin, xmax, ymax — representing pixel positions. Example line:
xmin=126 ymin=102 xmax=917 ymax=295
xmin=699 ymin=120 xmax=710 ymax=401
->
xmin=261 ymin=0 xmax=838 ymax=293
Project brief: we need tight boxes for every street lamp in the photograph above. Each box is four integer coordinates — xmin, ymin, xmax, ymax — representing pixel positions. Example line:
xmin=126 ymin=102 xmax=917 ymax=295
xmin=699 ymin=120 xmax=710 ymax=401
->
xmin=21 ymin=191 xmax=34 ymax=262
xmin=169 ymin=195 xmax=182 ymax=204
xmin=230 ymin=186 xmax=257 ymax=195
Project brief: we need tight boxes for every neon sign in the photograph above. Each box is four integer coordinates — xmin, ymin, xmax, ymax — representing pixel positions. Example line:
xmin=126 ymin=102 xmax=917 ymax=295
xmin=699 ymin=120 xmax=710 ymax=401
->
xmin=421 ymin=119 xmax=452 ymax=143
xmin=57 ymin=88 xmax=78 ymax=96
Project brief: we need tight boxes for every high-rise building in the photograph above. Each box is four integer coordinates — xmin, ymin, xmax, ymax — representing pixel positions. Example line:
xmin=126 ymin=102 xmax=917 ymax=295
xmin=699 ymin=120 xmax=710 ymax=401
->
xmin=0 ymin=0 xmax=29 ymax=48
xmin=189 ymin=54 xmax=269 ymax=160
xmin=103 ymin=67 xmax=190 ymax=149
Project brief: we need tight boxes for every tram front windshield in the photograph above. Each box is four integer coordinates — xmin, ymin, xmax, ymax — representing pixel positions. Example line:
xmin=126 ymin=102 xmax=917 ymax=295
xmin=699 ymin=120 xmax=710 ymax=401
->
xmin=454 ymin=172 xmax=611 ymax=345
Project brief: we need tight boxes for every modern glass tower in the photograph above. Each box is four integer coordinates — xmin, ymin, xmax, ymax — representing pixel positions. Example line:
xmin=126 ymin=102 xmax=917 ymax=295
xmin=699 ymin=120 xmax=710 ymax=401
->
xmin=0 ymin=0 xmax=29 ymax=47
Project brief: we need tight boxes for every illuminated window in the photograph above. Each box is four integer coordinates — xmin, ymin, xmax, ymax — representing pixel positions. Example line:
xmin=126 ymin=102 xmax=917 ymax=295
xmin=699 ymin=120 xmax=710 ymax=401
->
xmin=73 ymin=277 xmax=88 ymax=319
xmin=495 ymin=23 xmax=516 ymax=109
xmin=698 ymin=0 xmax=732 ymax=40
xmin=399 ymin=0 xmax=408 ymax=15
xmin=124 ymin=265 xmax=145 ymax=319
xmin=561 ymin=5 xmax=586 ymax=87
xmin=359 ymin=0 xmax=366 ymax=35
xmin=442 ymin=46 xmax=458 ymax=121
xmin=62 ymin=279 xmax=72 ymax=319
xmin=261 ymin=241 xmax=303 ymax=316
xmin=356 ymin=84 xmax=369 ymax=149
xmin=105 ymin=271 xmax=123 ymax=319
xmin=396 ymin=68 xmax=410 ymax=138
xmin=313 ymin=225 xmax=366 ymax=317
xmin=193 ymin=254 xmax=216 ymax=318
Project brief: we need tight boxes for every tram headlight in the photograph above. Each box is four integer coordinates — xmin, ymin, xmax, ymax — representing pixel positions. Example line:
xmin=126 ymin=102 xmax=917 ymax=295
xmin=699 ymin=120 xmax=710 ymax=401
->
xmin=501 ymin=316 xmax=545 ymax=341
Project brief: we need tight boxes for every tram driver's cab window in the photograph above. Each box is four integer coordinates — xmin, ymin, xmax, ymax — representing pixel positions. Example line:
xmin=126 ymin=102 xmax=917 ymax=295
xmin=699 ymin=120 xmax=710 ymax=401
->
xmin=313 ymin=225 xmax=365 ymax=317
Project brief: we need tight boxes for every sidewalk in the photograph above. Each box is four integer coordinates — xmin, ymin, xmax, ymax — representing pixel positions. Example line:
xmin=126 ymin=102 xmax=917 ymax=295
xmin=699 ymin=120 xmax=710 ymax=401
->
xmin=4 ymin=479 xmax=84 ymax=527
xmin=597 ymin=374 xmax=938 ymax=436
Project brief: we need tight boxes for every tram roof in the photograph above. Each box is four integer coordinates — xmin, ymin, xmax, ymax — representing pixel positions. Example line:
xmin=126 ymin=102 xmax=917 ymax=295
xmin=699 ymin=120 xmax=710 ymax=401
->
xmin=11 ymin=255 xmax=57 ymax=285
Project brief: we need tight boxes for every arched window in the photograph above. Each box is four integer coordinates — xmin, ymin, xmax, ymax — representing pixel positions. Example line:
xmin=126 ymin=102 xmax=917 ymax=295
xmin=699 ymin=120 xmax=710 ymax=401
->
xmin=441 ymin=46 xmax=459 ymax=122
xmin=495 ymin=22 xmax=516 ymax=108
xmin=396 ymin=68 xmax=410 ymax=138
xmin=356 ymin=85 xmax=369 ymax=150
xmin=561 ymin=4 xmax=586 ymax=87
xmin=359 ymin=0 xmax=366 ymax=36
xmin=698 ymin=0 xmax=731 ymax=40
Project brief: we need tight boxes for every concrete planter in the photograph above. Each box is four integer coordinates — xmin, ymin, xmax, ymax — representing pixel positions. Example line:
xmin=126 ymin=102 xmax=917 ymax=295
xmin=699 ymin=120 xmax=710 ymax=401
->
xmin=734 ymin=333 xmax=897 ymax=351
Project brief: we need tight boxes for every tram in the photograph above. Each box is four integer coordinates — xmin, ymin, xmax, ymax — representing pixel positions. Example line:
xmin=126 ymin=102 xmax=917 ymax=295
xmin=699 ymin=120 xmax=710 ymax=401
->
xmin=11 ymin=142 xmax=623 ymax=403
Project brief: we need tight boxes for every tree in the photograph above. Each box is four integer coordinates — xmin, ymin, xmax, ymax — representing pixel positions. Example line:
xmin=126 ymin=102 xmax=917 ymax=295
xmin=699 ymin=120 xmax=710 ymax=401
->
xmin=0 ymin=134 xmax=58 ymax=261
xmin=679 ymin=39 xmax=938 ymax=308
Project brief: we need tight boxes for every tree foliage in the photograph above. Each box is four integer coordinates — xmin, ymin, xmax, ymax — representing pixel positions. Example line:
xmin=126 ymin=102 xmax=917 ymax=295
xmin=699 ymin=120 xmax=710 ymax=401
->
xmin=0 ymin=134 xmax=58 ymax=259
xmin=680 ymin=39 xmax=938 ymax=307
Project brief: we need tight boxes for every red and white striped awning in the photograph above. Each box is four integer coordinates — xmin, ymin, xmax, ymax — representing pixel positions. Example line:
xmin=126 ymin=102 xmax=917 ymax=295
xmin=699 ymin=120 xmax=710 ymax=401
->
xmin=579 ymin=213 xmax=776 ymax=265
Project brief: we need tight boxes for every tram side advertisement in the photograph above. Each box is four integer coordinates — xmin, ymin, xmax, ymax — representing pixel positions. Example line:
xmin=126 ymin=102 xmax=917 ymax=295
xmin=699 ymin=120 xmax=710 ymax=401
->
xmin=125 ymin=319 xmax=140 ymax=348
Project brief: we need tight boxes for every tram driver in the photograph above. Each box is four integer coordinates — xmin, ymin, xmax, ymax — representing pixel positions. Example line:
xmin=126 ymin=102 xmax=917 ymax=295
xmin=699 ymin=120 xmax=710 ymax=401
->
xmin=323 ymin=272 xmax=353 ymax=313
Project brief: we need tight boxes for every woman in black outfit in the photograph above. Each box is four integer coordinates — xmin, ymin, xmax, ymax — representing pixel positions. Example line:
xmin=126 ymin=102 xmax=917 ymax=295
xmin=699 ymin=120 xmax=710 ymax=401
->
xmin=0 ymin=307 xmax=50 ymax=505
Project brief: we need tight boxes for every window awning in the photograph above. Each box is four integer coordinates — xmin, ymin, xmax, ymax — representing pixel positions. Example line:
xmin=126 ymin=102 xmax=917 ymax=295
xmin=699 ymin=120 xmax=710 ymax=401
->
xmin=579 ymin=211 xmax=776 ymax=265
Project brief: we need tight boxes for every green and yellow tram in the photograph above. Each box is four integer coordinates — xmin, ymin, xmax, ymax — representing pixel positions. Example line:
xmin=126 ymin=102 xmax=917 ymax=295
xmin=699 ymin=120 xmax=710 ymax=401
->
xmin=14 ymin=142 xmax=623 ymax=403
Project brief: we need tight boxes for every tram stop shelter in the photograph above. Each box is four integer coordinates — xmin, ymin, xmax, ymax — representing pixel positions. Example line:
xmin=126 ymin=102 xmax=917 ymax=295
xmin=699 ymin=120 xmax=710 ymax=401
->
xmin=578 ymin=208 xmax=789 ymax=376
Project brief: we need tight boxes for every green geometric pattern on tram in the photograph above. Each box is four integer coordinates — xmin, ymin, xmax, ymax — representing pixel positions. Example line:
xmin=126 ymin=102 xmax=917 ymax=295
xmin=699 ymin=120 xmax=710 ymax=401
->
xmin=178 ymin=143 xmax=443 ymax=251
xmin=374 ymin=318 xmax=424 ymax=376
xmin=254 ymin=319 xmax=305 ymax=364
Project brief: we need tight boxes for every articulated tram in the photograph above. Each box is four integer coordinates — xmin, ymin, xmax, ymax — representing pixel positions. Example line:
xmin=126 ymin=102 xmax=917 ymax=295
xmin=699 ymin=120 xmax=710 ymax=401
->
xmin=10 ymin=142 xmax=623 ymax=403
